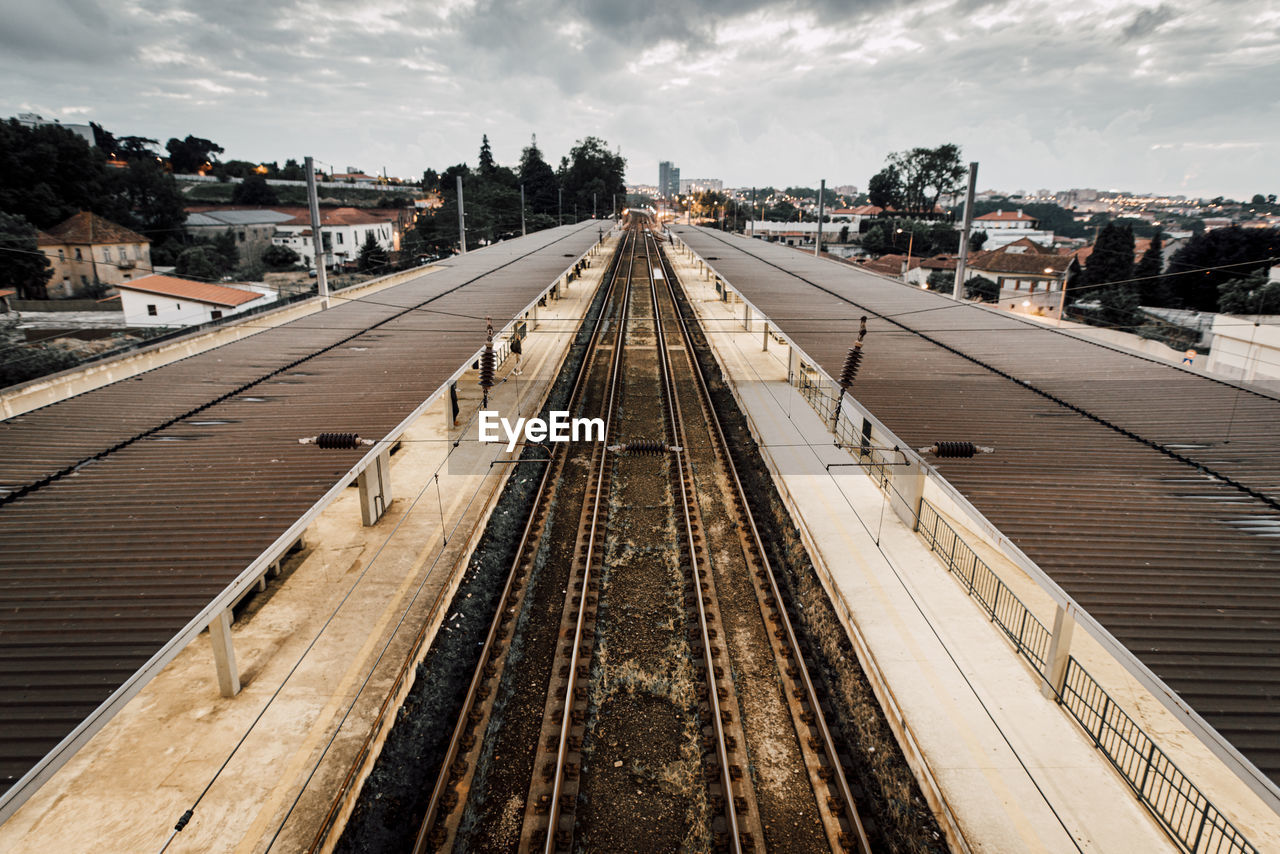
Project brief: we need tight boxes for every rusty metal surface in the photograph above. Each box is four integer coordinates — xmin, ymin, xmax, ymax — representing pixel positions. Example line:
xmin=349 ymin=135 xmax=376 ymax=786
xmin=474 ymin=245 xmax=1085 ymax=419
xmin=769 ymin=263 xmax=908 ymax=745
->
xmin=673 ymin=225 xmax=1280 ymax=786
xmin=0 ymin=223 xmax=602 ymax=798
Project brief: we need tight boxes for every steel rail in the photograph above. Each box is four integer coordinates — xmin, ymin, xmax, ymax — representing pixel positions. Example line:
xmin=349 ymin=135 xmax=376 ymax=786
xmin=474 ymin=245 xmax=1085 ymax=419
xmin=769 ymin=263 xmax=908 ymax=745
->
xmin=653 ymin=234 xmax=874 ymax=853
xmin=642 ymin=231 xmax=745 ymax=852
xmin=411 ymin=227 xmax=630 ymax=854
xmin=539 ymin=228 xmax=635 ymax=854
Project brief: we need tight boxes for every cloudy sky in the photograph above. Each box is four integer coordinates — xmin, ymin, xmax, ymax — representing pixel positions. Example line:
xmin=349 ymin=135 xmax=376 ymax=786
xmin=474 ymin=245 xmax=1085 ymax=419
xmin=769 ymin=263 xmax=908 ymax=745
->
xmin=3 ymin=0 xmax=1278 ymax=199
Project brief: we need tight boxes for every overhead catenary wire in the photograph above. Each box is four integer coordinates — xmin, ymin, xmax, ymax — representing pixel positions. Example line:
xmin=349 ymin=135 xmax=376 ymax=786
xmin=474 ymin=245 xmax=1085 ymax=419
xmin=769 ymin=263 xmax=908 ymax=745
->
xmin=665 ymin=244 xmax=1087 ymax=852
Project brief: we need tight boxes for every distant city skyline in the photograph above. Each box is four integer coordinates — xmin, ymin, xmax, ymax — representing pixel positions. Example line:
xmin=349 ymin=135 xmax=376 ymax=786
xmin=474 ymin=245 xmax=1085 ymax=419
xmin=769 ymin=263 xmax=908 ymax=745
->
xmin=2 ymin=0 xmax=1276 ymax=201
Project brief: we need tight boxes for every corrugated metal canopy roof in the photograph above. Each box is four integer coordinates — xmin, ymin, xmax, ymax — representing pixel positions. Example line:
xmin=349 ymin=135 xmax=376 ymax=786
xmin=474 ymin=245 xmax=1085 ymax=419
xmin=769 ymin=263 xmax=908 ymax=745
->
xmin=0 ymin=222 xmax=602 ymax=804
xmin=673 ymin=225 xmax=1280 ymax=790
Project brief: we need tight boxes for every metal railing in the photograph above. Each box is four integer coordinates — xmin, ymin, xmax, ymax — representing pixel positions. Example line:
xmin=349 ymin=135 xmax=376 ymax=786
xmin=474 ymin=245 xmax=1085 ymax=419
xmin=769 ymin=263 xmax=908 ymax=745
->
xmin=1060 ymin=659 xmax=1256 ymax=854
xmin=918 ymin=499 xmax=1051 ymax=671
xmin=917 ymin=497 xmax=1256 ymax=854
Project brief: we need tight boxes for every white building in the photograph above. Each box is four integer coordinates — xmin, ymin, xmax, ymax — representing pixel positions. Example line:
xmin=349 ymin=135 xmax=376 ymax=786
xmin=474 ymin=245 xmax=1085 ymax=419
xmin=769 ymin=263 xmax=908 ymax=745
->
xmin=1206 ymin=315 xmax=1280 ymax=390
xmin=826 ymin=205 xmax=884 ymax=232
xmin=1204 ymin=265 xmax=1280 ymax=390
xmin=115 ymin=274 xmax=271 ymax=327
xmin=966 ymin=209 xmax=1056 ymax=249
xmin=680 ymin=177 xmax=723 ymax=194
xmin=15 ymin=112 xmax=95 ymax=146
xmin=964 ymin=238 xmax=1076 ymax=318
xmin=271 ymin=207 xmax=398 ymax=269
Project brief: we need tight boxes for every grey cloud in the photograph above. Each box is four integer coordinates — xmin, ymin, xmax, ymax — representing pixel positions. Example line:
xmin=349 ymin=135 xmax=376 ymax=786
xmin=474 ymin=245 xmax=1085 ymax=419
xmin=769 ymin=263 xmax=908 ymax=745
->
xmin=1122 ymin=4 xmax=1176 ymax=41
xmin=1 ymin=0 xmax=1275 ymax=198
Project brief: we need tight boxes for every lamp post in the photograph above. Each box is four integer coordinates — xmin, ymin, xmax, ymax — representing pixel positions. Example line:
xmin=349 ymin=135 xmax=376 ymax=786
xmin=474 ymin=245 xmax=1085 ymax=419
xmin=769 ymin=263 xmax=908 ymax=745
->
xmin=896 ymin=227 xmax=915 ymax=281
xmin=1055 ymin=265 xmax=1069 ymax=325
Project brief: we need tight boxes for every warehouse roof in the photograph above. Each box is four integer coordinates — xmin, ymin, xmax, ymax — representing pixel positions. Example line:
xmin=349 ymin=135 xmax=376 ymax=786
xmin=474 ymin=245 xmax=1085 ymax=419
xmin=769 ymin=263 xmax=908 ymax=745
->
xmin=673 ymin=224 xmax=1280 ymax=795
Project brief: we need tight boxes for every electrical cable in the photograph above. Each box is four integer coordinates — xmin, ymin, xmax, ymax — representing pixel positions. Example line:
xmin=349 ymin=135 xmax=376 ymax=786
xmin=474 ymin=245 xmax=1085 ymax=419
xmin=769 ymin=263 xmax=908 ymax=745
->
xmin=155 ymin=394 xmax=502 ymax=853
xmin=678 ymin=229 xmax=1280 ymax=502
xmin=675 ymin=256 xmax=1088 ymax=853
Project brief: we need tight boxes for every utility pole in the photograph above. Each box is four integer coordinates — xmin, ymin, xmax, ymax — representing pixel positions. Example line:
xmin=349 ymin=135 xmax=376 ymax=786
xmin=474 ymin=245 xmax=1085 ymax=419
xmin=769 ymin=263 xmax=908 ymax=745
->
xmin=593 ymin=192 xmax=597 ymax=219
xmin=751 ymin=187 xmax=756 ymax=237
xmin=815 ymin=178 xmax=826 ymax=257
xmin=612 ymin=193 xmax=617 ymax=220
xmin=953 ymin=161 xmax=978 ymax=300
xmin=305 ymin=156 xmax=329 ymax=309
xmin=456 ymin=175 xmax=467 ymax=254
xmin=558 ymin=188 xmax=563 ymax=226
xmin=520 ymin=184 xmax=527 ymax=237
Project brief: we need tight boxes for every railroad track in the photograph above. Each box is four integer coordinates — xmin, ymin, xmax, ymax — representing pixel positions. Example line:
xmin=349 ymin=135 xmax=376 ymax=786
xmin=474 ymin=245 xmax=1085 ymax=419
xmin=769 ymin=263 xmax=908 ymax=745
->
xmin=413 ymin=220 xmax=871 ymax=853
xmin=412 ymin=228 xmax=634 ymax=854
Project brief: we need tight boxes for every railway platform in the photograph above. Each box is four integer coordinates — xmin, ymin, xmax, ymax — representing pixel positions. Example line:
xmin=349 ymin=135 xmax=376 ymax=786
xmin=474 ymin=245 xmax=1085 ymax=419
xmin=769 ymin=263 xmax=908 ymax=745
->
xmin=0 ymin=233 xmax=619 ymax=854
xmin=667 ymin=244 xmax=1181 ymax=853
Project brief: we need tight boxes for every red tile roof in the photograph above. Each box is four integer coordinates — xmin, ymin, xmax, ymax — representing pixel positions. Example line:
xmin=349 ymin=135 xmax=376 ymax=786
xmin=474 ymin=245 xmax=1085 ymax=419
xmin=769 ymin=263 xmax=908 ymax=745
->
xmin=860 ymin=254 xmax=920 ymax=276
xmin=919 ymin=255 xmax=957 ymax=270
xmin=975 ymin=209 xmax=1038 ymax=225
xmin=116 ymin=274 xmax=263 ymax=307
xmin=38 ymin=212 xmax=149 ymax=247
xmin=968 ymin=248 xmax=1073 ymax=276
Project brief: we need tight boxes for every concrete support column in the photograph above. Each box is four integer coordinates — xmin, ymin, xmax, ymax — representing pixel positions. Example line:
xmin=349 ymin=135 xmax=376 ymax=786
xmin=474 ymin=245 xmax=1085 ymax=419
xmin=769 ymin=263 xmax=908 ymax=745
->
xmin=210 ymin=608 xmax=240 ymax=698
xmin=788 ymin=347 xmax=799 ymax=386
xmin=743 ymin=302 xmax=752 ymax=332
xmin=1042 ymin=603 xmax=1077 ymax=699
xmin=358 ymin=448 xmax=393 ymax=526
xmin=888 ymin=448 xmax=926 ymax=530
xmin=762 ymin=322 xmax=770 ymax=352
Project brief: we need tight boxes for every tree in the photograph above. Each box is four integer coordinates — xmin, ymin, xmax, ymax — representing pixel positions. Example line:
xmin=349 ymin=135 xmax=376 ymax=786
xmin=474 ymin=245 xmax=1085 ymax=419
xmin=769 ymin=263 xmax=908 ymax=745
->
xmin=867 ymin=166 xmax=902 ymax=209
xmin=280 ymin=159 xmax=307 ymax=181
xmin=1165 ymin=226 xmax=1279 ymax=311
xmin=262 ymin=245 xmax=301 ymax=270
xmin=90 ymin=122 xmax=116 ymax=154
xmin=1217 ymin=270 xmax=1280 ymax=315
xmin=764 ymin=200 xmax=798 ymax=222
xmin=965 ymin=275 xmax=998 ymax=302
xmin=113 ymin=158 xmax=186 ymax=239
xmin=927 ymin=270 xmax=953 ymax=291
xmin=519 ymin=135 xmax=559 ymax=217
xmin=357 ymin=232 xmax=389 ymax=272
xmin=1078 ymin=223 xmax=1140 ymax=328
xmin=117 ymin=136 xmax=160 ymax=162
xmin=1083 ymin=223 xmax=1135 ymax=289
xmin=175 ymin=247 xmax=218 ymax=280
xmin=165 ymin=135 xmax=224 ymax=173
xmin=860 ymin=224 xmax=891 ymax=255
xmin=417 ymin=163 xmax=470 ymax=255
xmin=478 ymin=134 xmax=497 ymax=175
xmin=232 ymin=173 xmax=279 ymax=205
xmin=887 ymin=144 xmax=966 ymax=213
xmin=0 ymin=213 xmax=53 ymax=299
xmin=1133 ymin=230 xmax=1169 ymax=304
xmin=0 ymin=119 xmax=116 ymax=228
xmin=0 ymin=342 xmax=80 ymax=389
xmin=557 ymin=136 xmax=625 ymax=221
xmin=1252 ymin=194 xmax=1267 ymax=205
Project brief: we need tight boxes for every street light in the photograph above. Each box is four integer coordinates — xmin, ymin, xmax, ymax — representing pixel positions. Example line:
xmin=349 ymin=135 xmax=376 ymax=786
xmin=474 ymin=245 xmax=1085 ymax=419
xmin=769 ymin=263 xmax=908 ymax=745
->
xmin=896 ymin=227 xmax=915 ymax=281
